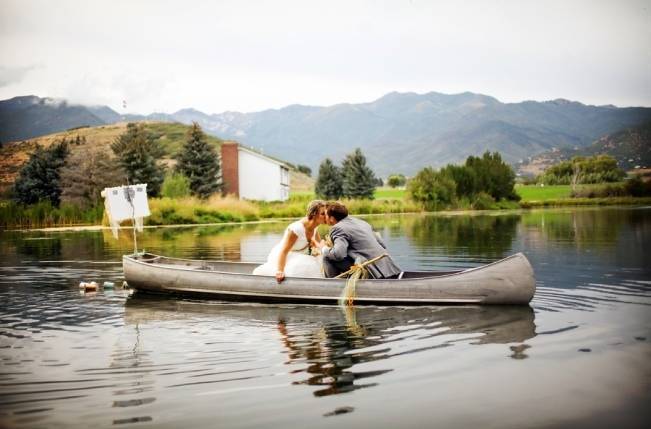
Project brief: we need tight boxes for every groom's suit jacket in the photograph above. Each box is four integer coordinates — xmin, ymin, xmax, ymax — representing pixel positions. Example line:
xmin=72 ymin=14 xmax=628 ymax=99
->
xmin=322 ymin=216 xmax=402 ymax=279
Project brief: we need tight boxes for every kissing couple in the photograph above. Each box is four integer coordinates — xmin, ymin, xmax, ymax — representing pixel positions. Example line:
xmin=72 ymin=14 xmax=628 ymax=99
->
xmin=253 ymin=200 xmax=402 ymax=282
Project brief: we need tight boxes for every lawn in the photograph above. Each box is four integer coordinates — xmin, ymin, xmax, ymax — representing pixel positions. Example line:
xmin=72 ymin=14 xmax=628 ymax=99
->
xmin=375 ymin=187 xmax=406 ymax=199
xmin=516 ymin=185 xmax=572 ymax=201
xmin=290 ymin=187 xmax=407 ymax=200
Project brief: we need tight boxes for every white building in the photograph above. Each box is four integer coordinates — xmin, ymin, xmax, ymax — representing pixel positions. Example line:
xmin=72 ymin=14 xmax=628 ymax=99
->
xmin=221 ymin=142 xmax=290 ymax=201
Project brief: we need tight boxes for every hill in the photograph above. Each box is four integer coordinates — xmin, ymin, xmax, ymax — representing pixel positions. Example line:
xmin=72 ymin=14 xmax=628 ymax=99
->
xmin=0 ymin=121 xmax=314 ymax=195
xmin=517 ymin=121 xmax=651 ymax=177
xmin=3 ymin=92 xmax=651 ymax=177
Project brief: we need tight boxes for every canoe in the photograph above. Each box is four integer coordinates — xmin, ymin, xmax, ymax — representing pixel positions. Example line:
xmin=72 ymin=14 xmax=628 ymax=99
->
xmin=122 ymin=252 xmax=535 ymax=305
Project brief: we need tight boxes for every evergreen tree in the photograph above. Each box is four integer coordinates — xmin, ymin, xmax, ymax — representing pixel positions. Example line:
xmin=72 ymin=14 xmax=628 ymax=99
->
xmin=111 ymin=123 xmax=165 ymax=197
xmin=60 ymin=146 xmax=126 ymax=208
xmin=341 ymin=148 xmax=376 ymax=199
xmin=13 ymin=139 xmax=70 ymax=206
xmin=315 ymin=158 xmax=343 ymax=200
xmin=176 ymin=122 xmax=221 ymax=198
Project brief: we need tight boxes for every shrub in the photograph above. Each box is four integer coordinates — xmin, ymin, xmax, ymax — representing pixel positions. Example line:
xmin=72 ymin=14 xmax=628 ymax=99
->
xmin=162 ymin=173 xmax=191 ymax=198
xmin=472 ymin=192 xmax=495 ymax=210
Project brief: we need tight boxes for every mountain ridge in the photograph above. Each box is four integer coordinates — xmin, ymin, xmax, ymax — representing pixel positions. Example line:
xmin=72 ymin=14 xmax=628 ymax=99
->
xmin=2 ymin=92 xmax=651 ymax=176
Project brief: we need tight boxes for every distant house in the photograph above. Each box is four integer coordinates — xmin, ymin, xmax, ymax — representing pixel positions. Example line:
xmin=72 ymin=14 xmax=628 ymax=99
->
xmin=221 ymin=141 xmax=290 ymax=201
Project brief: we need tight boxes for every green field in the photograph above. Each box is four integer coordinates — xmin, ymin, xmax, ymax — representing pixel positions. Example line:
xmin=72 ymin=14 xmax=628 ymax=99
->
xmin=515 ymin=185 xmax=572 ymax=201
xmin=375 ymin=187 xmax=406 ymax=199
xmin=290 ymin=187 xmax=406 ymax=200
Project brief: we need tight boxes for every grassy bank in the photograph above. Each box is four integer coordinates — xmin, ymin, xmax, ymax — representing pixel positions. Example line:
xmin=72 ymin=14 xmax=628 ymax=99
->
xmin=4 ymin=184 xmax=651 ymax=230
xmin=0 ymin=193 xmax=423 ymax=229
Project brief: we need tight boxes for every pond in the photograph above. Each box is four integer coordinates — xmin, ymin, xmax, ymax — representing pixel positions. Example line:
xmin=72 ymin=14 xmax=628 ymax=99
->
xmin=1 ymin=207 xmax=649 ymax=428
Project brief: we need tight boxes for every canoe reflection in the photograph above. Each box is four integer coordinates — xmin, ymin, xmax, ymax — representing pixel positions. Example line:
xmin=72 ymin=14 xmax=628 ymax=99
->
xmin=125 ymin=295 xmax=536 ymax=397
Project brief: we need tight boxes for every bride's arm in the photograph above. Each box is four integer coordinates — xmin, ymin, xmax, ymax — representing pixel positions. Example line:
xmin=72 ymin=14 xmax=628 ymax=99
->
xmin=276 ymin=230 xmax=298 ymax=283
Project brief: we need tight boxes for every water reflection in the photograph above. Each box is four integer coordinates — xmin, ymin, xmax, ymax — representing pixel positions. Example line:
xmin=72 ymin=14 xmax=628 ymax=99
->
xmin=404 ymin=214 xmax=520 ymax=258
xmin=124 ymin=295 xmax=537 ymax=397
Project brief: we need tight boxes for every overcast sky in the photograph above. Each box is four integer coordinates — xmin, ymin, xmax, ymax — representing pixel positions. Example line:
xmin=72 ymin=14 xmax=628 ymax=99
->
xmin=1 ymin=0 xmax=649 ymax=114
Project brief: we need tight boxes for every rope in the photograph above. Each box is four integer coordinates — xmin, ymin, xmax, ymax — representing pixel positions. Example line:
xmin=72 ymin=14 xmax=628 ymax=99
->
xmin=336 ymin=253 xmax=388 ymax=306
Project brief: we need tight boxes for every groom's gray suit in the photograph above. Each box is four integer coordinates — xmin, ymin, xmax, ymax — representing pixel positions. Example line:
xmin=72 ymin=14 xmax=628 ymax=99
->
xmin=322 ymin=216 xmax=402 ymax=279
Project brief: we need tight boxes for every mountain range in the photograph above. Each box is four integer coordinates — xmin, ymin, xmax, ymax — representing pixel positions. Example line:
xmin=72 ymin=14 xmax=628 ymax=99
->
xmin=2 ymin=93 xmax=650 ymax=176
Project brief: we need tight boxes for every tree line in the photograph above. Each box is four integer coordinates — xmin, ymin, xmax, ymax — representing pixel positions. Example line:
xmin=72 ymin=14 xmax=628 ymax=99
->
xmin=537 ymin=155 xmax=626 ymax=186
xmin=11 ymin=122 xmax=223 ymax=209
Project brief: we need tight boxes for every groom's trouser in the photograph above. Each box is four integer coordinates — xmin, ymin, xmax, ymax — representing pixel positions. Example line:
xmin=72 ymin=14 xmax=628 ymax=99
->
xmin=322 ymin=256 xmax=354 ymax=278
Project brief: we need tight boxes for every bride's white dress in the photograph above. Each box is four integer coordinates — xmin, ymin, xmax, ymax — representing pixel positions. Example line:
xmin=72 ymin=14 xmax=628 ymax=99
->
xmin=252 ymin=221 xmax=323 ymax=278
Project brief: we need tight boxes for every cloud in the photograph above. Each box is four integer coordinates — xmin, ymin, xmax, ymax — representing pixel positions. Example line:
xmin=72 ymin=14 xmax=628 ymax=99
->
xmin=0 ymin=64 xmax=40 ymax=87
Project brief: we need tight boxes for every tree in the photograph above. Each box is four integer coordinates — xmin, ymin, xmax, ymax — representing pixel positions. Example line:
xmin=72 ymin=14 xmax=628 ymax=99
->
xmin=407 ymin=167 xmax=456 ymax=210
xmin=296 ymin=164 xmax=312 ymax=177
xmin=387 ymin=174 xmax=407 ymax=188
xmin=341 ymin=148 xmax=376 ymax=199
xmin=465 ymin=152 xmax=518 ymax=201
xmin=111 ymin=123 xmax=165 ymax=197
xmin=538 ymin=155 xmax=625 ymax=186
xmin=440 ymin=164 xmax=477 ymax=198
xmin=176 ymin=122 xmax=221 ymax=198
xmin=13 ymin=139 xmax=70 ymax=206
xmin=60 ymin=146 xmax=126 ymax=208
xmin=315 ymin=158 xmax=343 ymax=199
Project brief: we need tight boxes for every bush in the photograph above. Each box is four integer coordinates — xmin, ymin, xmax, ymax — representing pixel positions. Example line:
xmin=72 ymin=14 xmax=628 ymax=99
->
xmin=407 ymin=167 xmax=456 ymax=210
xmin=162 ymin=173 xmax=191 ymax=198
xmin=471 ymin=192 xmax=495 ymax=210
xmin=625 ymin=175 xmax=651 ymax=197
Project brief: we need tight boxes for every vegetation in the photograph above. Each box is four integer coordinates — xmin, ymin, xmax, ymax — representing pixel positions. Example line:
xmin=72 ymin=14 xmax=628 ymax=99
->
xmin=315 ymin=158 xmax=343 ymax=199
xmin=12 ymin=139 xmax=70 ymax=207
xmin=60 ymin=146 xmax=125 ymax=208
xmin=341 ymin=148 xmax=376 ymax=199
xmin=296 ymin=164 xmax=312 ymax=177
xmin=537 ymin=154 xmax=626 ymax=185
xmin=176 ymin=122 xmax=222 ymax=198
xmin=387 ymin=174 xmax=407 ymax=188
xmin=111 ymin=123 xmax=166 ymax=197
xmin=409 ymin=151 xmax=520 ymax=210
xmin=161 ymin=173 xmax=191 ymax=198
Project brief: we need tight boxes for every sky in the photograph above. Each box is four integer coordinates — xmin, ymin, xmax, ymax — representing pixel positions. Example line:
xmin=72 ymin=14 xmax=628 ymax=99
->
xmin=1 ymin=0 xmax=650 ymax=114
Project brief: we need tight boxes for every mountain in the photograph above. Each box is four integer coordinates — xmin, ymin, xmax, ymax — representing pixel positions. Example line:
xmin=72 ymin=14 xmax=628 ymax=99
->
xmin=158 ymin=92 xmax=651 ymax=176
xmin=0 ymin=96 xmax=112 ymax=143
xmin=518 ymin=121 xmax=651 ymax=176
xmin=2 ymin=92 xmax=651 ymax=176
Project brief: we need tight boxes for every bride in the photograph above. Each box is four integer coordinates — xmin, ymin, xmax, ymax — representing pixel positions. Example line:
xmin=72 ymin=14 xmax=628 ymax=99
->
xmin=253 ymin=200 xmax=326 ymax=282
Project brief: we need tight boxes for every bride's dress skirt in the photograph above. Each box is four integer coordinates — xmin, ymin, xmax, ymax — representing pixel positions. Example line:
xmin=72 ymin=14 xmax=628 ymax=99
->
xmin=252 ymin=248 xmax=323 ymax=278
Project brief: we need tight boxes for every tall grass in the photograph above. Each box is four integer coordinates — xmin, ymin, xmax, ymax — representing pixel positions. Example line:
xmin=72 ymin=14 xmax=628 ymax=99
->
xmin=147 ymin=195 xmax=259 ymax=225
xmin=0 ymin=201 xmax=104 ymax=229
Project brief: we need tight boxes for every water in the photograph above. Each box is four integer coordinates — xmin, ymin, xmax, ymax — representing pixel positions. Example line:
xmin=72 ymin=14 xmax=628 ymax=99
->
xmin=1 ymin=207 xmax=650 ymax=428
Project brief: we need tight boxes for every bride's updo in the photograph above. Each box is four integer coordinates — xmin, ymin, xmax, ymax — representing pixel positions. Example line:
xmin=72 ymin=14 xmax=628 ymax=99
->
xmin=306 ymin=199 xmax=326 ymax=220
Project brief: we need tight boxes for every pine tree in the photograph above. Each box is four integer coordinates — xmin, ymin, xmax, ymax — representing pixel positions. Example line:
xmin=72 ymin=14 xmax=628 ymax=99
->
xmin=60 ymin=146 xmax=126 ymax=208
xmin=111 ymin=123 xmax=165 ymax=197
xmin=341 ymin=148 xmax=376 ymax=199
xmin=13 ymin=139 xmax=70 ymax=206
xmin=176 ymin=122 xmax=221 ymax=198
xmin=315 ymin=158 xmax=343 ymax=199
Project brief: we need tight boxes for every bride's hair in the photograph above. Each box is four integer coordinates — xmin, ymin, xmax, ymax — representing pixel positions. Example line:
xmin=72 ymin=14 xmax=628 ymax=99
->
xmin=306 ymin=200 xmax=326 ymax=220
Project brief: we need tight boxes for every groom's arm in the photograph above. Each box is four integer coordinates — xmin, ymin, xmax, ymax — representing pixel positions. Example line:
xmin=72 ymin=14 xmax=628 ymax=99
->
xmin=322 ymin=228 xmax=349 ymax=261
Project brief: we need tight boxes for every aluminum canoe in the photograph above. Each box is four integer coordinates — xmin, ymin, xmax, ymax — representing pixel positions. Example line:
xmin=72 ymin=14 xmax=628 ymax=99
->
xmin=122 ymin=252 xmax=535 ymax=305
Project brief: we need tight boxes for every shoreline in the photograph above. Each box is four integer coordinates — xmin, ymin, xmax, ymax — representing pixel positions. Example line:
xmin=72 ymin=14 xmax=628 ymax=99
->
xmin=8 ymin=202 xmax=651 ymax=233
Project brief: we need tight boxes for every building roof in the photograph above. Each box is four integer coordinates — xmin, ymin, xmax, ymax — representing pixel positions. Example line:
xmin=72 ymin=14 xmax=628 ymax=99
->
xmin=224 ymin=141 xmax=291 ymax=169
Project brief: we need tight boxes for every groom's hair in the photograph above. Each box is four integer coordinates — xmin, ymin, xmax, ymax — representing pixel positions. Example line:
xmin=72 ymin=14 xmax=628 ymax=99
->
xmin=326 ymin=201 xmax=348 ymax=221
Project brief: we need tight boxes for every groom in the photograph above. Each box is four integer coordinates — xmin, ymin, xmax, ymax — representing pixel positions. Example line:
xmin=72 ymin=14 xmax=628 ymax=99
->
xmin=316 ymin=201 xmax=402 ymax=279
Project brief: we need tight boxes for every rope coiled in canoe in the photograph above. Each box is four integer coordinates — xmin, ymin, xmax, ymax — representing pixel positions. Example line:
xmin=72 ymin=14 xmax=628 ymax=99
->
xmin=336 ymin=253 xmax=388 ymax=306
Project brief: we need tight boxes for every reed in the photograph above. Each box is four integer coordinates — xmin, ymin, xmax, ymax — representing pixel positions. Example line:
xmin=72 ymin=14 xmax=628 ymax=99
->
xmin=0 ymin=201 xmax=104 ymax=229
